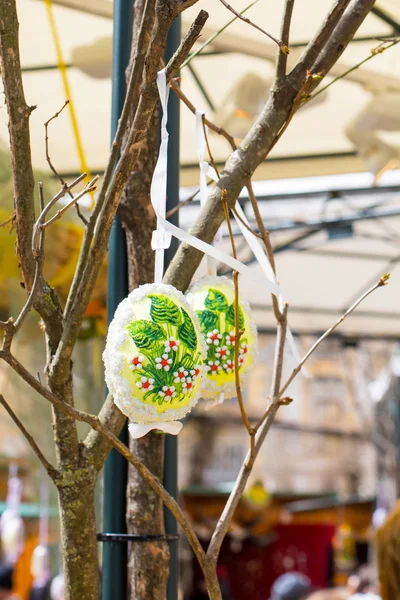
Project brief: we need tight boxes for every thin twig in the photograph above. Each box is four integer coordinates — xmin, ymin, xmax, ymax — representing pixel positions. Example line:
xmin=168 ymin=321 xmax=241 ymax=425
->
xmin=45 ymin=101 xmax=89 ymax=226
xmin=1 ymin=319 xmax=15 ymax=353
xmin=182 ymin=0 xmax=261 ymax=68
xmin=217 ymin=0 xmax=289 ymax=53
xmin=245 ymin=180 xmax=283 ymax=322
xmin=0 ymin=212 xmax=15 ymax=229
xmin=309 ymin=38 xmax=400 ymax=103
xmin=14 ymin=244 xmax=42 ymax=332
xmin=274 ymin=0 xmax=295 ymax=88
xmin=171 ymin=80 xmax=236 ymax=151
xmin=255 ymin=304 xmax=288 ymax=433
xmin=0 ymin=394 xmax=57 ymax=480
xmin=45 ymin=100 xmax=71 ymax=193
xmin=202 ymin=115 xmax=220 ymax=179
xmin=166 ymin=187 xmax=200 ymax=218
xmin=31 ymin=173 xmax=91 ymax=255
xmin=221 ymin=191 xmax=255 ymax=458
xmin=231 ymin=206 xmax=261 ymax=238
xmin=41 ymin=176 xmax=99 ymax=231
xmin=266 ymin=71 xmax=314 ymax=160
xmin=278 ymin=274 xmax=390 ymax=400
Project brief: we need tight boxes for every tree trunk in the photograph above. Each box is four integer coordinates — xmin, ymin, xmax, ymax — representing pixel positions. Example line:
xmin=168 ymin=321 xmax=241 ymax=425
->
xmin=118 ymin=2 xmax=170 ymax=598
xmin=57 ymin=469 xmax=99 ymax=600
xmin=126 ymin=433 xmax=170 ymax=599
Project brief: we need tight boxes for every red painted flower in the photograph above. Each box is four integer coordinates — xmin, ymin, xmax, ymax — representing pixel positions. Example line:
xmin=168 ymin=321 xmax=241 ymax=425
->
xmin=155 ymin=354 xmax=173 ymax=371
xmin=207 ymin=360 xmax=222 ymax=373
xmin=206 ymin=329 xmax=222 ymax=346
xmin=136 ymin=376 xmax=154 ymax=391
xmin=165 ymin=337 xmax=180 ymax=353
xmin=240 ymin=342 xmax=248 ymax=356
xmin=226 ymin=332 xmax=236 ymax=346
xmin=190 ymin=366 xmax=201 ymax=379
xmin=224 ymin=359 xmax=234 ymax=373
xmin=183 ymin=377 xmax=194 ymax=391
xmin=158 ymin=385 xmax=177 ymax=399
xmin=129 ymin=353 xmax=144 ymax=371
xmin=216 ymin=345 xmax=230 ymax=359
xmin=174 ymin=367 xmax=188 ymax=383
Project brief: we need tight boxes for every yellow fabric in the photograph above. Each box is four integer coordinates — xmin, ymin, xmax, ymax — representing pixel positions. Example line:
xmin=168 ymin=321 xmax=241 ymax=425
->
xmin=44 ymin=0 xmax=94 ymax=206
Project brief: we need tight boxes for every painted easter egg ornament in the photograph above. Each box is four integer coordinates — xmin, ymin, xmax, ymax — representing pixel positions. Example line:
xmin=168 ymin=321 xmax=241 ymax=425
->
xmin=186 ymin=276 xmax=257 ymax=402
xmin=104 ymin=283 xmax=206 ymax=438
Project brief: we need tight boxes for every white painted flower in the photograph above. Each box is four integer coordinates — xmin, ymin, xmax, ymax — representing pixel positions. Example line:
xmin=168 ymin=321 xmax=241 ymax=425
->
xmin=226 ymin=332 xmax=236 ymax=346
xmin=164 ymin=337 xmax=180 ymax=353
xmin=183 ymin=377 xmax=194 ymax=391
xmin=129 ymin=353 xmax=144 ymax=371
xmin=136 ymin=376 xmax=154 ymax=391
xmin=158 ymin=385 xmax=177 ymax=399
xmin=207 ymin=360 xmax=222 ymax=374
xmin=206 ymin=329 xmax=222 ymax=346
xmin=155 ymin=354 xmax=173 ymax=371
xmin=216 ymin=345 xmax=230 ymax=359
xmin=174 ymin=366 xmax=188 ymax=383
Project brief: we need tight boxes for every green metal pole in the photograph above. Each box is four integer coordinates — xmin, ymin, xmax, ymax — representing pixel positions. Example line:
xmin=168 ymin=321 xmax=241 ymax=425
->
xmin=164 ymin=15 xmax=181 ymax=600
xmin=102 ymin=1 xmax=133 ymax=599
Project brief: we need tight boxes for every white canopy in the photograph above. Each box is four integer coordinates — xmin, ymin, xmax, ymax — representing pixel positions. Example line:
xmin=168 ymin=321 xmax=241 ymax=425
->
xmin=2 ymin=0 xmax=400 ymax=337
xmin=4 ymin=0 xmax=400 ymax=181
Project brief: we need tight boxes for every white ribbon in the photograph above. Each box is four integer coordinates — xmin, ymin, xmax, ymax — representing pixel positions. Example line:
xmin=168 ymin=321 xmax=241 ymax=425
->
xmin=150 ymin=72 xmax=279 ymax=296
xmin=150 ymin=69 xmax=172 ymax=284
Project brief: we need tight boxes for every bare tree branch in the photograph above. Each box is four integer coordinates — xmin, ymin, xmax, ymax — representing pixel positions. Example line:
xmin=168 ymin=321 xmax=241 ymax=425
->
xmin=207 ymin=275 xmax=386 ymax=564
xmin=0 ymin=394 xmax=57 ymax=480
xmin=291 ymin=0 xmax=376 ymax=88
xmin=274 ymin=0 xmax=296 ymax=88
xmin=290 ymin=0 xmax=351 ymax=80
xmin=0 ymin=350 xmax=208 ymax=578
xmin=221 ymin=192 xmax=255 ymax=450
xmin=83 ymin=394 xmax=126 ymax=470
